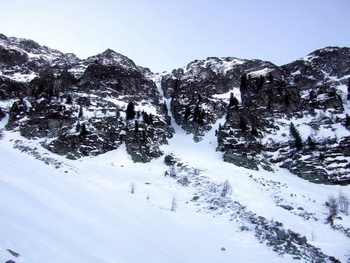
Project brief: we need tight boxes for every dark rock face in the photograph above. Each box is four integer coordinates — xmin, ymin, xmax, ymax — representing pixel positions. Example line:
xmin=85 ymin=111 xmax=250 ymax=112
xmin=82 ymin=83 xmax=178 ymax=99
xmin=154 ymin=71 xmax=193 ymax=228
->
xmin=124 ymin=120 xmax=169 ymax=163
xmin=223 ymin=150 xmax=259 ymax=170
xmin=44 ymin=116 xmax=125 ymax=159
xmin=0 ymin=45 xmax=28 ymax=66
xmin=80 ymin=62 xmax=159 ymax=103
xmin=282 ymin=47 xmax=350 ymax=89
xmin=0 ymin=107 xmax=5 ymax=120
xmin=240 ymin=76 xmax=302 ymax=113
xmin=0 ymin=77 xmax=26 ymax=99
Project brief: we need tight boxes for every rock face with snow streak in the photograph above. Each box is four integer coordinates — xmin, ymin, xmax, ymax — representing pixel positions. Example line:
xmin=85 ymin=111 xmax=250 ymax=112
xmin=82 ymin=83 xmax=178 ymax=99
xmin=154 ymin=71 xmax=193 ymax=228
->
xmin=162 ymin=48 xmax=350 ymax=183
xmin=1 ymin=33 xmax=350 ymax=183
xmin=160 ymin=57 xmax=281 ymax=141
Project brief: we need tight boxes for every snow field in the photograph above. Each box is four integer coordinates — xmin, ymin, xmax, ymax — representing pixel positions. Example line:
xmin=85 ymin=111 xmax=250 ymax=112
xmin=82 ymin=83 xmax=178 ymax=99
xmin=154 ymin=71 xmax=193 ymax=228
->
xmin=0 ymin=130 xmax=290 ymax=263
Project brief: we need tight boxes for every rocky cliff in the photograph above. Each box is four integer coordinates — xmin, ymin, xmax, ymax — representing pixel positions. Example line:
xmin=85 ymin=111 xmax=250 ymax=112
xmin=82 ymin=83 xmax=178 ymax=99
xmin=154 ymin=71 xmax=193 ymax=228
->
xmin=161 ymin=48 xmax=350 ymax=184
xmin=0 ymin=34 xmax=173 ymax=161
xmin=1 ymin=34 xmax=349 ymax=183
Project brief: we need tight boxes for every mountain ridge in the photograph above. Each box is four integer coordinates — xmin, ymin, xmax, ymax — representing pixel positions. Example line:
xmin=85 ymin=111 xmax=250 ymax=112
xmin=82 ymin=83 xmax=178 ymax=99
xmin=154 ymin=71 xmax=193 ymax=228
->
xmin=1 ymin=33 xmax=350 ymax=184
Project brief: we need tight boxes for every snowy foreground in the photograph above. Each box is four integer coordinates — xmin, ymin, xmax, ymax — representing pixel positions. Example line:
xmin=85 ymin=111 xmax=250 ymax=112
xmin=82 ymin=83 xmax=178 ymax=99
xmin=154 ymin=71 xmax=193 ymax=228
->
xmin=0 ymin=118 xmax=350 ymax=262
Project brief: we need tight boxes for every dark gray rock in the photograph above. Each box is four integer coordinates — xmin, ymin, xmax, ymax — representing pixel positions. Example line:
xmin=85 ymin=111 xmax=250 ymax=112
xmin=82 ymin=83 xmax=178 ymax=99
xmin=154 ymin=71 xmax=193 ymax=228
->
xmin=223 ymin=150 xmax=259 ymax=170
xmin=164 ymin=154 xmax=178 ymax=166
xmin=0 ymin=107 xmax=5 ymax=120
xmin=279 ymin=205 xmax=294 ymax=211
xmin=276 ymin=230 xmax=289 ymax=240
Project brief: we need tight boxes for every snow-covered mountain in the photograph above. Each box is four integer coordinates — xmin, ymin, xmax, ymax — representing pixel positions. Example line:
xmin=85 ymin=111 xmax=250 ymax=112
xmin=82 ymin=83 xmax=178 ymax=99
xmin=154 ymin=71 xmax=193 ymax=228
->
xmin=161 ymin=48 xmax=350 ymax=184
xmin=0 ymin=34 xmax=350 ymax=262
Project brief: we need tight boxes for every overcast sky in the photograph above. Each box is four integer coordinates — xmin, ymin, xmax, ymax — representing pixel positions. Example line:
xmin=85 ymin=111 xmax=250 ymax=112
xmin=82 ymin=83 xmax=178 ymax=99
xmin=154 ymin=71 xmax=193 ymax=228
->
xmin=1 ymin=0 xmax=349 ymax=72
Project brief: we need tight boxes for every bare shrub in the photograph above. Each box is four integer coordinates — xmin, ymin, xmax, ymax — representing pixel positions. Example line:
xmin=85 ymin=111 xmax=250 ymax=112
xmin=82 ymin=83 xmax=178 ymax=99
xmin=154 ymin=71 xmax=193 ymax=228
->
xmin=171 ymin=195 xmax=177 ymax=211
xmin=177 ymin=176 xmax=190 ymax=186
xmin=130 ymin=183 xmax=135 ymax=194
xmin=169 ymin=166 xmax=177 ymax=177
xmin=193 ymin=168 xmax=200 ymax=175
xmin=326 ymin=195 xmax=338 ymax=226
xmin=221 ymin=180 xmax=232 ymax=197
xmin=311 ymin=231 xmax=316 ymax=241
xmin=338 ymin=191 xmax=349 ymax=215
xmin=328 ymin=195 xmax=338 ymax=216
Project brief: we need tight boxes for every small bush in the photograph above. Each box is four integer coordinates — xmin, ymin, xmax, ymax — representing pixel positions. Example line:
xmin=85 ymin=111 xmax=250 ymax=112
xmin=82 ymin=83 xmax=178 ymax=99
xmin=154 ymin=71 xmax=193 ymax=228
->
xmin=326 ymin=195 xmax=338 ymax=226
xmin=338 ymin=191 xmax=349 ymax=215
xmin=169 ymin=166 xmax=177 ymax=177
xmin=221 ymin=180 xmax=232 ymax=197
xmin=130 ymin=183 xmax=135 ymax=194
xmin=171 ymin=195 xmax=177 ymax=211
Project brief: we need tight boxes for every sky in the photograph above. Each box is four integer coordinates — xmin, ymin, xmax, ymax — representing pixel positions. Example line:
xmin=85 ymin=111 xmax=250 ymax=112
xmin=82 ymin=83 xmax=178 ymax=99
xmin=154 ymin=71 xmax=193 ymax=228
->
xmin=1 ymin=0 xmax=349 ymax=73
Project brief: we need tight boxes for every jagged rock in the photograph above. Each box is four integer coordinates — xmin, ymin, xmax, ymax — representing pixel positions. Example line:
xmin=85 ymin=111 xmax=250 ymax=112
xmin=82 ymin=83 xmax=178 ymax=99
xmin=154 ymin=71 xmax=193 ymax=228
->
xmin=240 ymin=76 xmax=302 ymax=113
xmin=339 ymin=136 xmax=350 ymax=156
xmin=279 ymin=205 xmax=294 ymax=211
xmin=80 ymin=50 xmax=160 ymax=104
xmin=223 ymin=150 xmax=259 ymax=170
xmin=44 ymin=117 xmax=125 ymax=159
xmin=0 ymin=107 xmax=5 ymax=120
xmin=285 ymin=161 xmax=329 ymax=184
xmin=276 ymin=230 xmax=289 ymax=240
xmin=164 ymin=154 xmax=178 ymax=166
xmin=6 ymin=99 xmax=29 ymax=130
xmin=282 ymin=47 xmax=350 ymax=88
xmin=0 ymin=76 xmax=26 ymax=100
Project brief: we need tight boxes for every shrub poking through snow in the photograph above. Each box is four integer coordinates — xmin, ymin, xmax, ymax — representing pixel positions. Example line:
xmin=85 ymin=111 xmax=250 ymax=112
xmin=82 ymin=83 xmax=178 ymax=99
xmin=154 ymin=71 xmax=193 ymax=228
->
xmin=326 ymin=195 xmax=338 ymax=226
xmin=130 ymin=183 xmax=135 ymax=194
xmin=171 ymin=195 xmax=177 ymax=212
xmin=338 ymin=191 xmax=349 ymax=215
xmin=221 ymin=180 xmax=232 ymax=197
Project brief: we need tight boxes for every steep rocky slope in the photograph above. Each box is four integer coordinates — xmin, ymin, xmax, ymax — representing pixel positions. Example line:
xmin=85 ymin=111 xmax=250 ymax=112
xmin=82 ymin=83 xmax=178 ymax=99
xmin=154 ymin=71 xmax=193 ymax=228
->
xmin=1 ymin=33 xmax=349 ymax=184
xmin=161 ymin=48 xmax=350 ymax=184
xmin=160 ymin=57 xmax=282 ymax=141
xmin=0 ymin=34 xmax=173 ymax=161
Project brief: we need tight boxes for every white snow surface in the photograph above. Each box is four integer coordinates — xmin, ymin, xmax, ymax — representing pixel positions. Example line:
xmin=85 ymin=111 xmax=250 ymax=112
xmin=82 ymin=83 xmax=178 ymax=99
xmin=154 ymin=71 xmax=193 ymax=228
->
xmin=1 ymin=114 xmax=350 ymax=262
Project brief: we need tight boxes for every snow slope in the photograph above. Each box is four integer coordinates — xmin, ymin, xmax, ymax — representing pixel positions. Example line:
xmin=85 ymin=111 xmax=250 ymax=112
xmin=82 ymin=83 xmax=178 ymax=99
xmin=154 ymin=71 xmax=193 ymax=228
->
xmin=1 ymin=113 xmax=350 ymax=262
